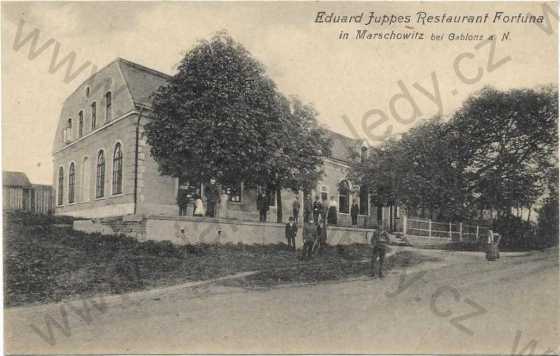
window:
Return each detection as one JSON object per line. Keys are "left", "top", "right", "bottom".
{"left": 338, "top": 180, "right": 350, "bottom": 214}
{"left": 360, "top": 146, "right": 368, "bottom": 163}
{"left": 78, "top": 112, "right": 84, "bottom": 137}
{"left": 96, "top": 150, "right": 105, "bottom": 198}
{"left": 57, "top": 167, "right": 64, "bottom": 205}
{"left": 359, "top": 184, "right": 369, "bottom": 215}
{"left": 63, "top": 118, "right": 73, "bottom": 143}
{"left": 105, "top": 92, "right": 112, "bottom": 122}
{"left": 91, "top": 102, "right": 97, "bottom": 130}
{"left": 86, "top": 86, "right": 90, "bottom": 97}
{"left": 68, "top": 163, "right": 75, "bottom": 203}
{"left": 225, "top": 182, "right": 242, "bottom": 202}
{"left": 320, "top": 185, "right": 328, "bottom": 202}
{"left": 112, "top": 143, "right": 123, "bottom": 194}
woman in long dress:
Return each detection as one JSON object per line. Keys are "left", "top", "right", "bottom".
{"left": 327, "top": 197, "right": 338, "bottom": 225}
{"left": 193, "top": 195, "right": 205, "bottom": 217}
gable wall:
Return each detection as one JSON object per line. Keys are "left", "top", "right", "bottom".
{"left": 53, "top": 114, "right": 138, "bottom": 218}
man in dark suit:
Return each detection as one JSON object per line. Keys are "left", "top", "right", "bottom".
{"left": 351, "top": 201, "right": 359, "bottom": 226}
{"left": 312, "top": 196, "right": 322, "bottom": 223}
{"left": 371, "top": 229, "right": 389, "bottom": 278}
{"left": 285, "top": 217, "right": 298, "bottom": 250}
{"left": 303, "top": 222, "right": 317, "bottom": 259}
{"left": 257, "top": 192, "right": 269, "bottom": 222}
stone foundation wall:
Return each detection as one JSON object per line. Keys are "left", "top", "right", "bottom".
{"left": 73, "top": 214, "right": 375, "bottom": 247}
{"left": 73, "top": 215, "right": 147, "bottom": 240}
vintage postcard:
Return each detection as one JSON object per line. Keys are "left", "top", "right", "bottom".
{"left": 1, "top": 1, "right": 558, "bottom": 355}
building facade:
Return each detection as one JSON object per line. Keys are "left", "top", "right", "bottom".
{"left": 53, "top": 58, "right": 382, "bottom": 227}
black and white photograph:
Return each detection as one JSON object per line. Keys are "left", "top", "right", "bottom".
{"left": 1, "top": 1, "right": 559, "bottom": 354}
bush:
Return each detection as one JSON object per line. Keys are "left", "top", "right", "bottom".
{"left": 493, "top": 215, "right": 539, "bottom": 251}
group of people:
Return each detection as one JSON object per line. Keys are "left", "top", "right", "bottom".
{"left": 285, "top": 209, "right": 389, "bottom": 277}
{"left": 303, "top": 195, "right": 362, "bottom": 226}
{"left": 284, "top": 215, "right": 328, "bottom": 257}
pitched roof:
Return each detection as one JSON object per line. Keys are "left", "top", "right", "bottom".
{"left": 115, "top": 58, "right": 362, "bottom": 161}
{"left": 325, "top": 130, "right": 362, "bottom": 162}
{"left": 3, "top": 171, "right": 32, "bottom": 188}
{"left": 116, "top": 58, "right": 171, "bottom": 107}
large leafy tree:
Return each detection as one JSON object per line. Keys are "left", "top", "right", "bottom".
{"left": 145, "top": 32, "right": 330, "bottom": 221}
{"left": 351, "top": 118, "right": 467, "bottom": 222}
{"left": 351, "top": 85, "right": 558, "bottom": 228}
{"left": 451, "top": 86, "right": 558, "bottom": 220}
{"left": 146, "top": 32, "right": 283, "bottom": 188}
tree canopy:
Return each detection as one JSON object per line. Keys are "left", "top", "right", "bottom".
{"left": 145, "top": 32, "right": 330, "bottom": 219}
{"left": 351, "top": 85, "right": 558, "bottom": 226}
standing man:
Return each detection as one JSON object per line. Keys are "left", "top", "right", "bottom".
{"left": 292, "top": 196, "right": 301, "bottom": 224}
{"left": 285, "top": 217, "right": 298, "bottom": 250}
{"left": 257, "top": 191, "right": 269, "bottom": 223}
{"left": 371, "top": 229, "right": 388, "bottom": 278}
{"left": 312, "top": 196, "right": 322, "bottom": 223}
{"left": 303, "top": 221, "right": 317, "bottom": 259}
{"left": 351, "top": 200, "right": 359, "bottom": 226}
{"left": 205, "top": 179, "right": 220, "bottom": 218}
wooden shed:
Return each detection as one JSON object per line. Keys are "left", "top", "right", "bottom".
{"left": 3, "top": 171, "right": 54, "bottom": 213}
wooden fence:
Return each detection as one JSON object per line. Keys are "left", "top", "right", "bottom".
{"left": 403, "top": 216, "right": 488, "bottom": 242}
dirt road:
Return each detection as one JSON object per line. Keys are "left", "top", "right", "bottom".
{"left": 5, "top": 247, "right": 558, "bottom": 354}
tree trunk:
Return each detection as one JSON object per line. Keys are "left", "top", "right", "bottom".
{"left": 276, "top": 188, "right": 282, "bottom": 223}
{"left": 389, "top": 204, "right": 393, "bottom": 232}
{"left": 527, "top": 205, "right": 532, "bottom": 223}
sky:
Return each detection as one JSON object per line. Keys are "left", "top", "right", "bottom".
{"left": 1, "top": 1, "right": 558, "bottom": 184}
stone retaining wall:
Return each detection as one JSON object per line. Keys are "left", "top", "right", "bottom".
{"left": 73, "top": 215, "right": 375, "bottom": 247}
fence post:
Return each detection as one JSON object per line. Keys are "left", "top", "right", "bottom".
{"left": 449, "top": 222, "right": 452, "bottom": 239}
{"left": 403, "top": 215, "right": 407, "bottom": 236}
{"left": 428, "top": 219, "right": 432, "bottom": 238}
{"left": 459, "top": 223, "right": 463, "bottom": 241}
{"left": 476, "top": 225, "right": 479, "bottom": 241}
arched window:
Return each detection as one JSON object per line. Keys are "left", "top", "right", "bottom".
{"left": 338, "top": 180, "right": 350, "bottom": 214}
{"left": 68, "top": 163, "right": 76, "bottom": 203}
{"left": 91, "top": 102, "right": 97, "bottom": 130}
{"left": 57, "top": 167, "right": 64, "bottom": 206}
{"left": 78, "top": 112, "right": 84, "bottom": 137}
{"left": 105, "top": 92, "right": 112, "bottom": 122}
{"left": 112, "top": 143, "right": 123, "bottom": 195}
{"left": 317, "top": 186, "right": 327, "bottom": 202}
{"left": 96, "top": 150, "right": 105, "bottom": 198}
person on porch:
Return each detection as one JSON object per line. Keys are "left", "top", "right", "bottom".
{"left": 205, "top": 179, "right": 220, "bottom": 218}
{"left": 257, "top": 191, "right": 269, "bottom": 223}
{"left": 312, "top": 196, "right": 322, "bottom": 223}
{"left": 193, "top": 195, "right": 205, "bottom": 217}
{"left": 327, "top": 196, "right": 338, "bottom": 225}
{"left": 351, "top": 200, "right": 359, "bottom": 226}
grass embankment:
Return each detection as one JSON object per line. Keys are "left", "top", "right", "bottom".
{"left": 4, "top": 212, "right": 440, "bottom": 307}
